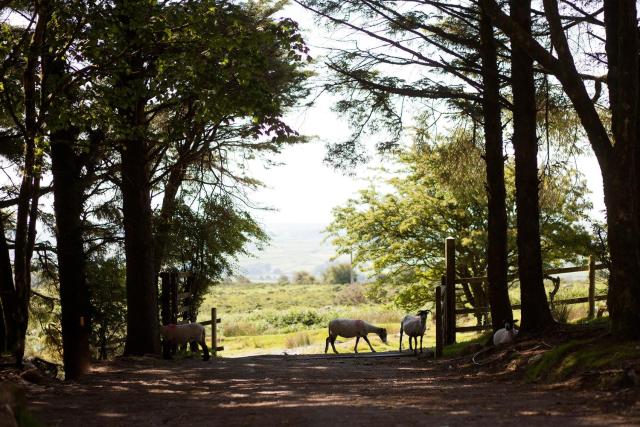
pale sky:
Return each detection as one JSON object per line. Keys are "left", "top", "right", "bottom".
{"left": 246, "top": 98, "right": 379, "bottom": 226}
{"left": 246, "top": 3, "right": 607, "bottom": 228}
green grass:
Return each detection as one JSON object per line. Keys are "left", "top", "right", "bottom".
{"left": 198, "top": 282, "right": 414, "bottom": 356}
{"left": 196, "top": 282, "right": 447, "bottom": 356}
{"left": 196, "top": 279, "right": 608, "bottom": 357}
{"left": 215, "top": 325, "right": 402, "bottom": 356}
{"left": 441, "top": 332, "right": 492, "bottom": 358}
{"left": 525, "top": 338, "right": 640, "bottom": 382}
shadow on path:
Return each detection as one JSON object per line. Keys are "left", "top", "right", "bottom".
{"left": 27, "top": 354, "right": 639, "bottom": 426}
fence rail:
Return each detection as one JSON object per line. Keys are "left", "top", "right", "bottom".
{"left": 435, "top": 237, "right": 608, "bottom": 357}
{"left": 455, "top": 263, "right": 606, "bottom": 285}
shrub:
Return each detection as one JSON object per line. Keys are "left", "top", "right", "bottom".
{"left": 334, "top": 284, "right": 366, "bottom": 305}
{"left": 285, "top": 332, "right": 311, "bottom": 348}
{"left": 264, "top": 309, "right": 325, "bottom": 330}
{"left": 293, "top": 271, "right": 316, "bottom": 284}
{"left": 551, "top": 302, "right": 573, "bottom": 323}
{"left": 223, "top": 320, "right": 262, "bottom": 337}
{"left": 322, "top": 263, "right": 352, "bottom": 284}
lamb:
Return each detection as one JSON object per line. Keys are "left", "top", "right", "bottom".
{"left": 160, "top": 323, "right": 210, "bottom": 361}
{"left": 399, "top": 309, "right": 430, "bottom": 354}
{"left": 492, "top": 319, "right": 519, "bottom": 346}
{"left": 324, "top": 319, "right": 388, "bottom": 354}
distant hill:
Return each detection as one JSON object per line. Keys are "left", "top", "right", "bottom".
{"left": 236, "top": 223, "right": 350, "bottom": 282}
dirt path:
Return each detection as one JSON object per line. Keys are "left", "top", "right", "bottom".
{"left": 27, "top": 353, "right": 639, "bottom": 426}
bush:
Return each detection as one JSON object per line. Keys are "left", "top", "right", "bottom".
{"left": 334, "top": 284, "right": 366, "bottom": 305}
{"left": 322, "top": 263, "right": 352, "bottom": 284}
{"left": 293, "top": 271, "right": 316, "bottom": 284}
{"left": 223, "top": 320, "right": 263, "bottom": 337}
{"left": 551, "top": 302, "right": 573, "bottom": 323}
{"left": 264, "top": 309, "right": 325, "bottom": 330}
{"left": 285, "top": 332, "right": 311, "bottom": 348}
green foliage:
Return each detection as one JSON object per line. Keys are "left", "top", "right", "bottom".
{"left": 327, "top": 134, "right": 596, "bottom": 311}
{"left": 1, "top": 0, "right": 312, "bottom": 364}
{"left": 264, "top": 309, "right": 324, "bottom": 329}
{"left": 162, "top": 194, "right": 268, "bottom": 311}
{"left": 87, "top": 255, "right": 127, "bottom": 360}
{"left": 364, "top": 282, "right": 389, "bottom": 303}
{"left": 322, "top": 263, "right": 353, "bottom": 284}
{"left": 393, "top": 283, "right": 434, "bottom": 312}
{"left": 27, "top": 284, "right": 62, "bottom": 362}
{"left": 85, "top": 0, "right": 309, "bottom": 146}
{"left": 293, "top": 271, "right": 316, "bottom": 284}
{"left": 163, "top": 195, "right": 267, "bottom": 279}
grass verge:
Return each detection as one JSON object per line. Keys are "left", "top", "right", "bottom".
{"left": 525, "top": 338, "right": 640, "bottom": 383}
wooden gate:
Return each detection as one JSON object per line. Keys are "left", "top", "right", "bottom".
{"left": 434, "top": 237, "right": 607, "bottom": 357}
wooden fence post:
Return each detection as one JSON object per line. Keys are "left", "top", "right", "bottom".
{"left": 435, "top": 283, "right": 443, "bottom": 357}
{"left": 445, "top": 237, "right": 456, "bottom": 344}
{"left": 211, "top": 307, "right": 217, "bottom": 357}
{"left": 588, "top": 255, "right": 596, "bottom": 319}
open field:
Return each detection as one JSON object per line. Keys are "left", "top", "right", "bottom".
{"left": 196, "top": 279, "right": 604, "bottom": 357}
{"left": 199, "top": 282, "right": 413, "bottom": 356}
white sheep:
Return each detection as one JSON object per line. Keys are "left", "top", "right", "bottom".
{"left": 493, "top": 319, "right": 519, "bottom": 346}
{"left": 399, "top": 309, "right": 430, "bottom": 354}
{"left": 324, "top": 319, "right": 388, "bottom": 354}
{"left": 160, "top": 323, "right": 210, "bottom": 361}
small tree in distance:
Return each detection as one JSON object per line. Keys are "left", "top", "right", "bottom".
{"left": 293, "top": 271, "right": 316, "bottom": 285}
{"left": 277, "top": 275, "right": 290, "bottom": 285}
{"left": 322, "top": 263, "right": 353, "bottom": 284}
{"left": 235, "top": 275, "right": 252, "bottom": 285}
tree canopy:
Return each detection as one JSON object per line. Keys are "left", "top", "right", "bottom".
{"left": 327, "top": 133, "right": 595, "bottom": 310}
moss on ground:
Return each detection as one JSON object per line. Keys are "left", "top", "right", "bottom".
{"left": 441, "top": 333, "right": 492, "bottom": 358}
{"left": 525, "top": 338, "right": 640, "bottom": 383}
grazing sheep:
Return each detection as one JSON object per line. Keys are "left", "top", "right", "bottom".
{"left": 324, "top": 319, "right": 388, "bottom": 354}
{"left": 399, "top": 309, "right": 430, "bottom": 354}
{"left": 492, "top": 319, "right": 519, "bottom": 346}
{"left": 160, "top": 323, "right": 210, "bottom": 361}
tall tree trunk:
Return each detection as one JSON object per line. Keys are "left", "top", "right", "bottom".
{"left": 479, "top": 5, "right": 512, "bottom": 331}
{"left": 509, "top": 0, "right": 554, "bottom": 332}
{"left": 51, "top": 130, "right": 92, "bottom": 380}
{"left": 12, "top": 2, "right": 50, "bottom": 366}
{"left": 602, "top": 0, "right": 640, "bottom": 339}
{"left": 119, "top": 98, "right": 160, "bottom": 355}
{"left": 114, "top": 1, "right": 160, "bottom": 356}
{"left": 483, "top": 0, "right": 640, "bottom": 339}
{"left": 121, "top": 132, "right": 160, "bottom": 355}
{"left": 0, "top": 217, "right": 18, "bottom": 353}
